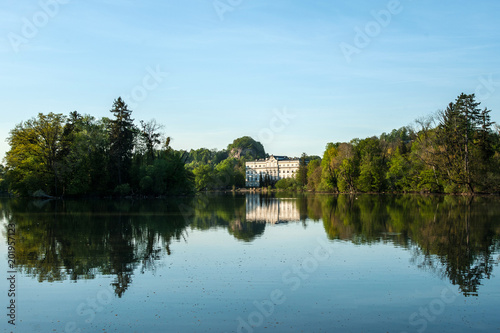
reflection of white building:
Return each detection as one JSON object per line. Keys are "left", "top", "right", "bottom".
{"left": 246, "top": 194, "right": 300, "bottom": 224}
{"left": 245, "top": 155, "right": 300, "bottom": 187}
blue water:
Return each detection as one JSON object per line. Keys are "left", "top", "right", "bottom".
{"left": 1, "top": 194, "right": 499, "bottom": 332}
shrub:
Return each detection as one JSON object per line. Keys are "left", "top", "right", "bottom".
{"left": 114, "top": 183, "right": 132, "bottom": 196}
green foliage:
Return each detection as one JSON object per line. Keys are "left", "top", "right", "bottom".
{"left": 59, "top": 114, "right": 110, "bottom": 196}
{"left": 114, "top": 183, "right": 132, "bottom": 196}
{"left": 275, "top": 177, "right": 300, "bottom": 190}
{"left": 193, "top": 164, "right": 215, "bottom": 191}
{"left": 215, "top": 158, "right": 245, "bottom": 189}
{"left": 138, "top": 119, "right": 163, "bottom": 162}
{"left": 259, "top": 173, "right": 278, "bottom": 188}
{"left": 186, "top": 148, "right": 227, "bottom": 166}
{"left": 185, "top": 139, "right": 256, "bottom": 191}
{"left": 319, "top": 143, "right": 339, "bottom": 192}
{"left": 296, "top": 153, "right": 308, "bottom": 186}
{"left": 0, "top": 164, "right": 8, "bottom": 193}
{"left": 4, "top": 99, "right": 193, "bottom": 197}
{"left": 336, "top": 143, "right": 358, "bottom": 193}
{"left": 5, "top": 112, "right": 67, "bottom": 196}
{"left": 227, "top": 136, "right": 266, "bottom": 160}
{"left": 133, "top": 150, "right": 194, "bottom": 196}
{"left": 385, "top": 149, "right": 411, "bottom": 191}
{"left": 189, "top": 157, "right": 245, "bottom": 191}
{"left": 4, "top": 92, "right": 498, "bottom": 196}
{"left": 315, "top": 93, "right": 498, "bottom": 194}
{"left": 356, "top": 137, "right": 386, "bottom": 192}
{"left": 306, "top": 159, "right": 322, "bottom": 191}
{"left": 139, "top": 176, "right": 154, "bottom": 192}
{"left": 108, "top": 97, "right": 136, "bottom": 186}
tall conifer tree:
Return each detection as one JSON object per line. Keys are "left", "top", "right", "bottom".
{"left": 109, "top": 97, "right": 135, "bottom": 186}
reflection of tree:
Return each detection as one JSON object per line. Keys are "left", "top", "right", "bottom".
{"left": 409, "top": 197, "right": 498, "bottom": 296}
{"left": 0, "top": 194, "right": 270, "bottom": 296}
{"left": 227, "top": 218, "right": 266, "bottom": 242}
{"left": 107, "top": 214, "right": 135, "bottom": 298}
{"left": 7, "top": 201, "right": 67, "bottom": 282}
{"left": 320, "top": 195, "right": 407, "bottom": 244}
{"left": 187, "top": 194, "right": 266, "bottom": 242}
{"left": 319, "top": 194, "right": 500, "bottom": 296}
{"left": 1, "top": 198, "right": 189, "bottom": 296}
{"left": 3, "top": 194, "right": 499, "bottom": 297}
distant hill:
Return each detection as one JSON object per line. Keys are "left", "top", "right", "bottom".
{"left": 227, "top": 136, "right": 266, "bottom": 160}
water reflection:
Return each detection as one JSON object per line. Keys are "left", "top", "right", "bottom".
{"left": 317, "top": 195, "right": 500, "bottom": 296}
{"left": 1, "top": 198, "right": 188, "bottom": 297}
{"left": 1, "top": 194, "right": 499, "bottom": 297}
{"left": 183, "top": 195, "right": 265, "bottom": 242}
{"left": 245, "top": 194, "right": 300, "bottom": 223}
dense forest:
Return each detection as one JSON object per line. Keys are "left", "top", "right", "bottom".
{"left": 0, "top": 97, "right": 266, "bottom": 197}
{"left": 279, "top": 93, "right": 500, "bottom": 194}
{"left": 1, "top": 98, "right": 192, "bottom": 197}
{"left": 0, "top": 93, "right": 499, "bottom": 196}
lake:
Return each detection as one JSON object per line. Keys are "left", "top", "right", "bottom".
{"left": 1, "top": 193, "right": 499, "bottom": 332}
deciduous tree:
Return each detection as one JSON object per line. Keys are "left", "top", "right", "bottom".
{"left": 5, "top": 112, "right": 67, "bottom": 196}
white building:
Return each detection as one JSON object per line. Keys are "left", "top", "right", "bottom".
{"left": 245, "top": 155, "right": 300, "bottom": 187}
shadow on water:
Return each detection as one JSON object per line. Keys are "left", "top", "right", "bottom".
{"left": 1, "top": 193, "right": 499, "bottom": 297}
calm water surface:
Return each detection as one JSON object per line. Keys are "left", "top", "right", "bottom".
{"left": 1, "top": 194, "right": 499, "bottom": 332}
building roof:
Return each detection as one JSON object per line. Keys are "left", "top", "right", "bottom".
{"left": 247, "top": 155, "right": 300, "bottom": 163}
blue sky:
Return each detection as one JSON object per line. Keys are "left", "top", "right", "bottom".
{"left": 1, "top": 0, "right": 499, "bottom": 160}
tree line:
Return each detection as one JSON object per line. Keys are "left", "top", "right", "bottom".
{"left": 0, "top": 93, "right": 498, "bottom": 196}
{"left": 0, "top": 97, "right": 268, "bottom": 197}
{"left": 1, "top": 97, "right": 193, "bottom": 197}
{"left": 183, "top": 136, "right": 266, "bottom": 191}
{"left": 278, "top": 93, "right": 500, "bottom": 194}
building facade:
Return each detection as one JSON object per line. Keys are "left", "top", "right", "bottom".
{"left": 245, "top": 155, "right": 300, "bottom": 187}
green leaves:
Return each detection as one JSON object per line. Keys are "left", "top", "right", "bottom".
{"left": 315, "top": 93, "right": 498, "bottom": 194}
{"left": 4, "top": 93, "right": 498, "bottom": 196}
{"left": 227, "top": 136, "right": 266, "bottom": 160}
{"left": 434, "top": 93, "right": 496, "bottom": 193}
{"left": 5, "top": 112, "right": 67, "bottom": 196}
{"left": 108, "top": 97, "right": 136, "bottom": 186}
{"left": 4, "top": 98, "right": 193, "bottom": 197}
